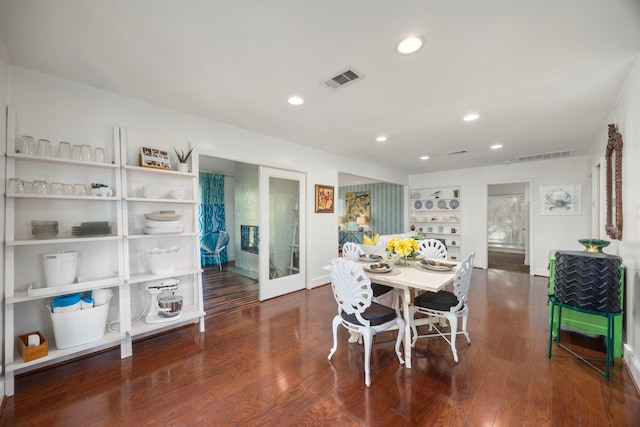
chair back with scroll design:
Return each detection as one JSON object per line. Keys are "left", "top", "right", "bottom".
{"left": 409, "top": 252, "right": 475, "bottom": 363}
{"left": 327, "top": 257, "right": 404, "bottom": 386}
{"left": 341, "top": 241, "right": 362, "bottom": 260}
{"left": 418, "top": 238, "right": 447, "bottom": 260}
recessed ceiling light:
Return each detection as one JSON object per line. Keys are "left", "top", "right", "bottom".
{"left": 376, "top": 136, "right": 387, "bottom": 142}
{"left": 288, "top": 96, "right": 304, "bottom": 105}
{"left": 463, "top": 114, "right": 479, "bottom": 121}
{"left": 491, "top": 144, "right": 503, "bottom": 149}
{"left": 420, "top": 156, "right": 430, "bottom": 160}
{"left": 396, "top": 36, "right": 424, "bottom": 54}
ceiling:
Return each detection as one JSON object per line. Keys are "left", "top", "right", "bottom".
{"left": 1, "top": 1, "right": 639, "bottom": 175}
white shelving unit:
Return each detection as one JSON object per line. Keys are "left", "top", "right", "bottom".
{"left": 118, "top": 128, "right": 204, "bottom": 356}
{"left": 3, "top": 108, "right": 205, "bottom": 395}
{"left": 410, "top": 186, "right": 461, "bottom": 261}
{"left": 3, "top": 108, "right": 125, "bottom": 395}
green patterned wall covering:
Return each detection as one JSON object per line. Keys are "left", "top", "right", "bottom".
{"left": 339, "top": 182, "right": 404, "bottom": 235}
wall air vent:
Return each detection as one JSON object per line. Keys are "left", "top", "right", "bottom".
{"left": 322, "top": 68, "right": 363, "bottom": 90}
{"left": 515, "top": 150, "right": 573, "bottom": 163}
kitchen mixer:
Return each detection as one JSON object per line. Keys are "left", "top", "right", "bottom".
{"left": 144, "top": 278, "right": 183, "bottom": 324}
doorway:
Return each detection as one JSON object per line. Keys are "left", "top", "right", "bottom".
{"left": 487, "top": 182, "right": 530, "bottom": 274}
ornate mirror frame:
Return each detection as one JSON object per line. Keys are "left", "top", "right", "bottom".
{"left": 605, "top": 123, "right": 623, "bottom": 240}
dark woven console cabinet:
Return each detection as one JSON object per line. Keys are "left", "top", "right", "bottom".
{"left": 554, "top": 250, "right": 622, "bottom": 313}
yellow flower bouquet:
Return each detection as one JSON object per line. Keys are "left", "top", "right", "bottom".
{"left": 386, "top": 237, "right": 420, "bottom": 265}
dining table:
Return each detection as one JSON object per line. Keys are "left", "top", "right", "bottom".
{"left": 354, "top": 256, "right": 458, "bottom": 369}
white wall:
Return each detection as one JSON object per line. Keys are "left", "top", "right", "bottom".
{"left": 7, "top": 67, "right": 407, "bottom": 291}
{"left": 409, "top": 156, "right": 590, "bottom": 275}
{"left": 587, "top": 59, "right": 640, "bottom": 387}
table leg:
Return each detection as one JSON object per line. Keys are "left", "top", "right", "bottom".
{"left": 402, "top": 287, "right": 412, "bottom": 368}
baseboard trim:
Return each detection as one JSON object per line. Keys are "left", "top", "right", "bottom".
{"left": 624, "top": 343, "right": 640, "bottom": 396}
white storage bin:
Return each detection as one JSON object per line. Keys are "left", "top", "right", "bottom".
{"left": 50, "top": 298, "right": 111, "bottom": 349}
{"left": 146, "top": 249, "right": 180, "bottom": 275}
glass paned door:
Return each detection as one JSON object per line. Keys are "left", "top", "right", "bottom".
{"left": 259, "top": 167, "right": 305, "bottom": 301}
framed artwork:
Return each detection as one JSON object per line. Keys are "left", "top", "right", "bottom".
{"left": 315, "top": 184, "right": 334, "bottom": 213}
{"left": 345, "top": 191, "right": 370, "bottom": 222}
{"left": 139, "top": 146, "right": 172, "bottom": 170}
{"left": 540, "top": 184, "right": 581, "bottom": 215}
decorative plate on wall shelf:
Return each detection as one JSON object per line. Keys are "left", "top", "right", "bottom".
{"left": 449, "top": 199, "right": 460, "bottom": 209}
{"left": 413, "top": 200, "right": 423, "bottom": 209}
{"left": 425, "top": 200, "right": 434, "bottom": 209}
{"left": 437, "top": 200, "right": 447, "bottom": 209}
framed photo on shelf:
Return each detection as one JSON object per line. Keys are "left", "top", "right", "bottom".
{"left": 139, "top": 146, "right": 172, "bottom": 170}
{"left": 315, "top": 184, "right": 334, "bottom": 213}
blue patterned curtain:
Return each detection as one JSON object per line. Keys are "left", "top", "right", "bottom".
{"left": 199, "top": 172, "right": 227, "bottom": 266}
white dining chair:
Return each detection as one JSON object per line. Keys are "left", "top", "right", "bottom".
{"left": 409, "top": 252, "right": 475, "bottom": 363}
{"left": 418, "top": 238, "right": 447, "bottom": 260}
{"left": 327, "top": 258, "right": 405, "bottom": 386}
{"left": 341, "top": 241, "right": 362, "bottom": 260}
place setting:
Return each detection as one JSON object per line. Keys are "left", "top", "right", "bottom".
{"left": 363, "top": 262, "right": 400, "bottom": 275}
{"left": 415, "top": 258, "right": 458, "bottom": 273}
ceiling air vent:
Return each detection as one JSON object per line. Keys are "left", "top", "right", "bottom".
{"left": 447, "top": 150, "right": 467, "bottom": 155}
{"left": 322, "top": 68, "right": 363, "bottom": 90}
{"left": 515, "top": 150, "right": 573, "bottom": 163}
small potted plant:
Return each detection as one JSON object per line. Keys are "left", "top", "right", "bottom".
{"left": 174, "top": 147, "right": 194, "bottom": 172}
{"left": 90, "top": 183, "right": 113, "bottom": 197}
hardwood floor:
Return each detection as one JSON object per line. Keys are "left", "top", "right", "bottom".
{"left": 2, "top": 267, "right": 640, "bottom": 426}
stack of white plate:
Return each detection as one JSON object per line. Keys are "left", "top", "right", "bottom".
{"left": 32, "top": 220, "right": 59, "bottom": 239}
{"left": 142, "top": 185, "right": 163, "bottom": 198}
{"left": 143, "top": 212, "right": 183, "bottom": 234}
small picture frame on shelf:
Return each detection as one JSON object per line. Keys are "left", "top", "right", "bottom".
{"left": 315, "top": 184, "right": 334, "bottom": 213}
{"left": 139, "top": 146, "right": 171, "bottom": 170}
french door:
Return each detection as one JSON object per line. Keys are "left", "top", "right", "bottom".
{"left": 258, "top": 167, "right": 306, "bottom": 301}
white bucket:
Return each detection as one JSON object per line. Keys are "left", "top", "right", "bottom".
{"left": 43, "top": 251, "right": 78, "bottom": 287}
{"left": 50, "top": 295, "right": 111, "bottom": 349}
{"left": 146, "top": 249, "right": 179, "bottom": 275}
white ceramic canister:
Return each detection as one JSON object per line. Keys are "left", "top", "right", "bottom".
{"left": 43, "top": 251, "right": 78, "bottom": 287}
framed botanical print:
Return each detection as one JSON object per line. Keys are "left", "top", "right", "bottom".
{"left": 315, "top": 184, "right": 334, "bottom": 213}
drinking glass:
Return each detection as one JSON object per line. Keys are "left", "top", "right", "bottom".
{"left": 71, "top": 145, "right": 82, "bottom": 161}
{"left": 94, "top": 147, "right": 105, "bottom": 163}
{"left": 33, "top": 180, "right": 48, "bottom": 194}
{"left": 58, "top": 142, "right": 71, "bottom": 159}
{"left": 81, "top": 144, "right": 92, "bottom": 161}
{"left": 62, "top": 183, "right": 74, "bottom": 195}
{"left": 8, "top": 178, "right": 24, "bottom": 193}
{"left": 23, "top": 181, "right": 33, "bottom": 193}
{"left": 37, "top": 139, "right": 52, "bottom": 157}
{"left": 73, "top": 183, "right": 86, "bottom": 196}
{"left": 50, "top": 182, "right": 63, "bottom": 196}
{"left": 20, "top": 136, "right": 36, "bottom": 155}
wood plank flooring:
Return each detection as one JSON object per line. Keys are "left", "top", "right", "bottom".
{"left": 2, "top": 267, "right": 640, "bottom": 426}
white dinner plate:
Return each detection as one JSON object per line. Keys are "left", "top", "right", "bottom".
{"left": 364, "top": 263, "right": 392, "bottom": 273}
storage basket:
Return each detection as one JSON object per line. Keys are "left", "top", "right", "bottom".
{"left": 554, "top": 250, "right": 622, "bottom": 313}
{"left": 50, "top": 297, "right": 111, "bottom": 349}
{"left": 146, "top": 249, "right": 180, "bottom": 275}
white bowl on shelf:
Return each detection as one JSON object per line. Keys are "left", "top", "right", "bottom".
{"left": 146, "top": 248, "right": 180, "bottom": 275}
{"left": 142, "top": 185, "right": 163, "bottom": 198}
{"left": 170, "top": 188, "right": 186, "bottom": 200}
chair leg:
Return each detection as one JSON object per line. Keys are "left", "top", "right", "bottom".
{"left": 395, "top": 318, "right": 405, "bottom": 365}
{"left": 461, "top": 309, "right": 471, "bottom": 345}
{"left": 448, "top": 313, "right": 459, "bottom": 364}
{"left": 409, "top": 306, "right": 418, "bottom": 348}
{"left": 327, "top": 316, "right": 341, "bottom": 360}
{"left": 362, "top": 329, "right": 373, "bottom": 387}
